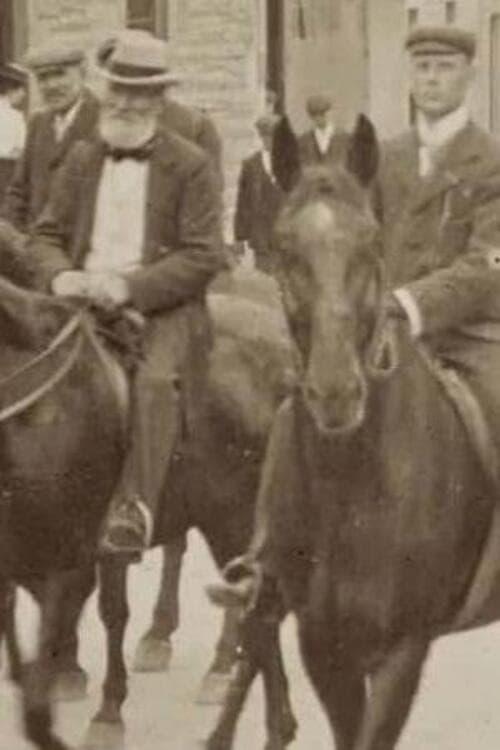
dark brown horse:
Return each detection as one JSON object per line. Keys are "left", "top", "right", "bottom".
{"left": 209, "top": 118, "right": 498, "bottom": 750}
{"left": 0, "top": 279, "right": 124, "bottom": 750}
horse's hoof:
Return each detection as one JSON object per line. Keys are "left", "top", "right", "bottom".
{"left": 195, "top": 670, "right": 233, "bottom": 705}
{"left": 81, "top": 720, "right": 125, "bottom": 750}
{"left": 52, "top": 668, "right": 89, "bottom": 702}
{"left": 132, "top": 635, "right": 172, "bottom": 672}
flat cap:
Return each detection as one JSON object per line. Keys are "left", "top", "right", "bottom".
{"left": 306, "top": 94, "right": 332, "bottom": 116}
{"left": 0, "top": 63, "right": 28, "bottom": 88}
{"left": 406, "top": 26, "right": 476, "bottom": 59}
{"left": 24, "top": 43, "right": 85, "bottom": 71}
{"left": 255, "top": 113, "right": 280, "bottom": 135}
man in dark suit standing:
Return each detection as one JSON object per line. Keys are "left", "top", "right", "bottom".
{"left": 298, "top": 93, "right": 349, "bottom": 168}
{"left": 31, "top": 31, "right": 223, "bottom": 554}
{"left": 2, "top": 44, "right": 99, "bottom": 233}
{"left": 233, "top": 113, "right": 284, "bottom": 274}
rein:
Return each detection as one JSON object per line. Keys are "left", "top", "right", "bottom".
{"left": 0, "top": 310, "right": 86, "bottom": 424}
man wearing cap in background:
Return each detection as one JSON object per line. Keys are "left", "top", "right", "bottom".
{"left": 298, "top": 93, "right": 349, "bottom": 168}
{"left": 208, "top": 25, "right": 500, "bottom": 609}
{"left": 233, "top": 113, "right": 285, "bottom": 274}
{"left": 1, "top": 44, "right": 99, "bottom": 234}
{"left": 30, "top": 31, "right": 223, "bottom": 555}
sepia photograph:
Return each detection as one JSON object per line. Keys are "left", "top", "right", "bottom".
{"left": 1, "top": 1, "right": 500, "bottom": 748}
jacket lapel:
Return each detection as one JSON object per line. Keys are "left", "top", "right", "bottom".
{"left": 411, "top": 122, "right": 485, "bottom": 213}
{"left": 143, "top": 134, "right": 177, "bottom": 260}
{"left": 73, "top": 142, "right": 106, "bottom": 266}
{"left": 49, "top": 90, "right": 98, "bottom": 169}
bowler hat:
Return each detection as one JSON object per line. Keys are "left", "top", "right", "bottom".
{"left": 406, "top": 26, "right": 476, "bottom": 59}
{"left": 0, "top": 63, "right": 27, "bottom": 89}
{"left": 96, "top": 30, "right": 178, "bottom": 87}
{"left": 306, "top": 94, "right": 332, "bottom": 116}
{"left": 24, "top": 43, "right": 85, "bottom": 72}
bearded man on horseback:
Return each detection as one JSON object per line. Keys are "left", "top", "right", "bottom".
{"left": 29, "top": 31, "right": 224, "bottom": 556}
{"left": 209, "top": 24, "right": 500, "bottom": 608}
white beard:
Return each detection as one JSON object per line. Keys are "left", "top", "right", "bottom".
{"left": 98, "top": 112, "right": 157, "bottom": 150}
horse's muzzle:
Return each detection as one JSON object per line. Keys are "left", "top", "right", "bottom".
{"left": 302, "top": 375, "right": 367, "bottom": 436}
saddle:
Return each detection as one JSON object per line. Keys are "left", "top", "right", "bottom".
{"left": 417, "top": 345, "right": 500, "bottom": 631}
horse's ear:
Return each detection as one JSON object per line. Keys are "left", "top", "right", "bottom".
{"left": 271, "top": 115, "right": 301, "bottom": 193}
{"left": 346, "top": 114, "right": 379, "bottom": 187}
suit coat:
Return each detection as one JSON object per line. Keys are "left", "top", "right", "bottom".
{"left": 378, "top": 121, "right": 500, "bottom": 450}
{"left": 234, "top": 151, "right": 284, "bottom": 274}
{"left": 161, "top": 98, "right": 223, "bottom": 188}
{"left": 1, "top": 89, "right": 100, "bottom": 233}
{"left": 30, "top": 129, "right": 224, "bottom": 416}
{"left": 298, "top": 129, "right": 350, "bottom": 169}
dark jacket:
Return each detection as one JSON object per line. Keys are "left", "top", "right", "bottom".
{"left": 233, "top": 151, "right": 284, "bottom": 274}
{"left": 298, "top": 129, "right": 350, "bottom": 169}
{"left": 378, "top": 121, "right": 500, "bottom": 450}
{"left": 2, "top": 89, "right": 99, "bottom": 233}
{"left": 160, "top": 98, "right": 223, "bottom": 190}
{"left": 30, "top": 129, "right": 224, "bottom": 393}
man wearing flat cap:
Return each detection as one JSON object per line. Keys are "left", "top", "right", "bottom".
{"left": 233, "top": 113, "right": 285, "bottom": 274}
{"left": 298, "top": 93, "right": 349, "bottom": 168}
{"left": 1, "top": 44, "right": 99, "bottom": 234}
{"left": 30, "top": 31, "right": 223, "bottom": 555}
{"left": 207, "top": 25, "right": 500, "bottom": 609}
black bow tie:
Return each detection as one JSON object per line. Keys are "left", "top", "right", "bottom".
{"left": 105, "top": 141, "right": 154, "bottom": 162}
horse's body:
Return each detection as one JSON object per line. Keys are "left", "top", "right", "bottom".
{"left": 0, "top": 279, "right": 124, "bottom": 750}
{"left": 0, "top": 265, "right": 297, "bottom": 750}
{"left": 207, "top": 124, "right": 500, "bottom": 750}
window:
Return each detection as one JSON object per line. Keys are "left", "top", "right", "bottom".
{"left": 292, "top": 0, "right": 341, "bottom": 40}
{"left": 407, "top": 8, "right": 419, "bottom": 28}
{"left": 126, "top": 0, "right": 168, "bottom": 37}
{"left": 490, "top": 14, "right": 500, "bottom": 132}
{"left": 445, "top": 2, "right": 456, "bottom": 24}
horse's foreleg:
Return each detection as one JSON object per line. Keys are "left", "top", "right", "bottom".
{"left": 299, "top": 621, "right": 366, "bottom": 750}
{"left": 205, "top": 648, "right": 259, "bottom": 750}
{"left": 196, "top": 607, "right": 241, "bottom": 706}
{"left": 133, "top": 534, "right": 187, "bottom": 673}
{"left": 244, "top": 604, "right": 297, "bottom": 750}
{"left": 22, "top": 573, "right": 71, "bottom": 750}
{"left": 52, "top": 565, "right": 96, "bottom": 701}
{"left": 86, "top": 558, "right": 129, "bottom": 750}
{"left": 353, "top": 638, "right": 429, "bottom": 750}
{"left": 4, "top": 583, "right": 22, "bottom": 685}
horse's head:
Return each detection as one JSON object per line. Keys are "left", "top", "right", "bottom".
{"left": 274, "top": 115, "right": 388, "bottom": 435}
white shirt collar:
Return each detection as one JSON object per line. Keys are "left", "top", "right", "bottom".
{"left": 260, "top": 148, "right": 274, "bottom": 180}
{"left": 416, "top": 105, "right": 469, "bottom": 178}
{"left": 417, "top": 105, "right": 469, "bottom": 150}
{"left": 314, "top": 122, "right": 335, "bottom": 154}
{"left": 54, "top": 96, "right": 83, "bottom": 140}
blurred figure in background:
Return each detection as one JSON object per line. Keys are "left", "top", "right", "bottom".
{"left": 0, "top": 63, "right": 28, "bottom": 205}
{"left": 298, "top": 93, "right": 349, "bottom": 168}
{"left": 233, "top": 113, "right": 284, "bottom": 275}
{"left": 0, "top": 63, "right": 27, "bottom": 159}
{"left": 1, "top": 45, "right": 99, "bottom": 234}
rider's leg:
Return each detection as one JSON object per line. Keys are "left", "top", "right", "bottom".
{"left": 207, "top": 397, "right": 298, "bottom": 608}
{"left": 100, "top": 318, "right": 185, "bottom": 556}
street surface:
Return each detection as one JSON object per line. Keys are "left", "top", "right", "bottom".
{"left": 1, "top": 530, "right": 500, "bottom": 749}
